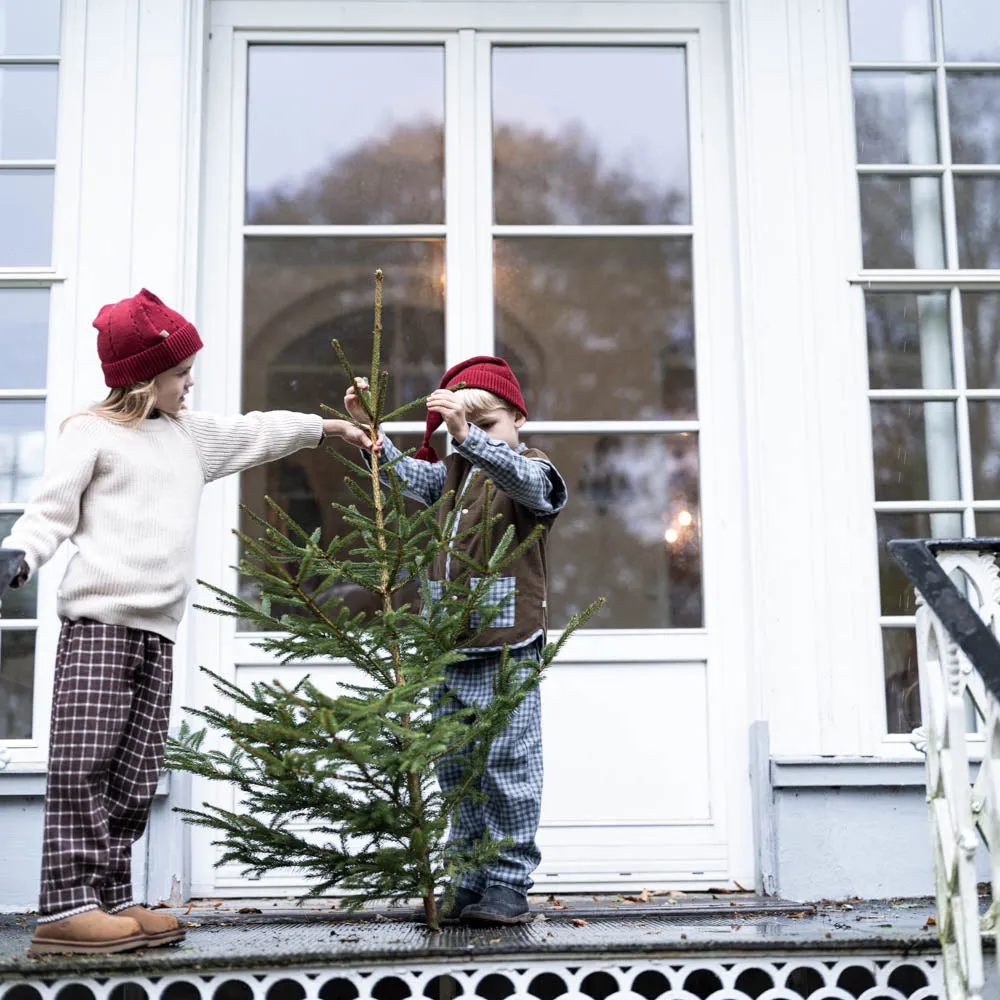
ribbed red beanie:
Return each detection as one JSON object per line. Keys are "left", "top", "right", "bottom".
{"left": 414, "top": 356, "right": 527, "bottom": 463}
{"left": 93, "top": 289, "right": 204, "bottom": 388}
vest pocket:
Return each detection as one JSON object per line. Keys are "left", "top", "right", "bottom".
{"left": 469, "top": 576, "right": 516, "bottom": 630}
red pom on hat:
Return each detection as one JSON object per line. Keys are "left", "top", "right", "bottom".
{"left": 414, "top": 356, "right": 527, "bottom": 463}
{"left": 93, "top": 289, "right": 203, "bottom": 388}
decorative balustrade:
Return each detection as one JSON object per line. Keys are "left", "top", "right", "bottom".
{"left": 889, "top": 539, "right": 1000, "bottom": 1000}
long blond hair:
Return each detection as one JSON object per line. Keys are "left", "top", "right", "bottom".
{"left": 91, "top": 381, "right": 161, "bottom": 426}
{"left": 60, "top": 380, "right": 161, "bottom": 430}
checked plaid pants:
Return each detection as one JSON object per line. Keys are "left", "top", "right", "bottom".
{"left": 38, "top": 619, "right": 173, "bottom": 922}
{"left": 433, "top": 638, "right": 544, "bottom": 894}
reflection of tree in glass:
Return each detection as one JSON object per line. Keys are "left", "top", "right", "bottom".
{"left": 242, "top": 121, "right": 701, "bottom": 629}
{"left": 493, "top": 123, "right": 688, "bottom": 225}
{"left": 247, "top": 122, "right": 445, "bottom": 225}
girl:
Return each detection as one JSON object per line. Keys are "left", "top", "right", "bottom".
{"left": 2, "top": 289, "right": 375, "bottom": 955}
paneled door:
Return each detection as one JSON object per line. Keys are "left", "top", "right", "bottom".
{"left": 190, "top": 0, "right": 751, "bottom": 896}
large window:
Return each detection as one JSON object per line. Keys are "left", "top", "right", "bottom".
{"left": 0, "top": 0, "right": 61, "bottom": 743}
{"left": 849, "top": 0, "right": 1000, "bottom": 733}
{"left": 237, "top": 38, "right": 702, "bottom": 633}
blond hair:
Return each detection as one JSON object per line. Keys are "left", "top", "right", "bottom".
{"left": 452, "top": 387, "right": 520, "bottom": 423}
{"left": 60, "top": 380, "right": 161, "bottom": 430}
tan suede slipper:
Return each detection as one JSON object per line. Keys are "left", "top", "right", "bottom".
{"left": 29, "top": 909, "right": 146, "bottom": 956}
{"left": 113, "top": 905, "right": 186, "bottom": 947}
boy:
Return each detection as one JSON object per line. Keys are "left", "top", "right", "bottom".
{"left": 346, "top": 356, "right": 566, "bottom": 926}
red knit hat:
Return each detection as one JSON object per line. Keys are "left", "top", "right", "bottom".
{"left": 414, "top": 356, "right": 527, "bottom": 463}
{"left": 93, "top": 289, "right": 204, "bottom": 388}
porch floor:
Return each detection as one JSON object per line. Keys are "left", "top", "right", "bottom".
{"left": 0, "top": 895, "right": 946, "bottom": 979}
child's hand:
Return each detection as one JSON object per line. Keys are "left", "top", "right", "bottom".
{"left": 340, "top": 422, "right": 385, "bottom": 455}
{"left": 427, "top": 389, "right": 469, "bottom": 445}
{"left": 345, "top": 378, "right": 371, "bottom": 423}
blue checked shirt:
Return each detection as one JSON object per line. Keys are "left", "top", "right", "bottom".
{"left": 369, "top": 425, "right": 567, "bottom": 653}
{"left": 377, "top": 424, "right": 567, "bottom": 516}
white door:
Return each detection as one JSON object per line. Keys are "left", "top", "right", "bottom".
{"left": 189, "top": 0, "right": 752, "bottom": 897}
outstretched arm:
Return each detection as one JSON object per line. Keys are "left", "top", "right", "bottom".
{"left": 1, "top": 416, "right": 100, "bottom": 578}
{"left": 454, "top": 424, "right": 566, "bottom": 515}
{"left": 181, "top": 410, "right": 325, "bottom": 482}
{"left": 344, "top": 379, "right": 446, "bottom": 506}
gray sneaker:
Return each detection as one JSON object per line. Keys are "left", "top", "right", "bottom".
{"left": 460, "top": 885, "right": 532, "bottom": 926}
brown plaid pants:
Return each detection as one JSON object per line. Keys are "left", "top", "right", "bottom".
{"left": 38, "top": 619, "right": 173, "bottom": 922}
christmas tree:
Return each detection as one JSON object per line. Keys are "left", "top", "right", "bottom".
{"left": 167, "top": 271, "right": 601, "bottom": 929}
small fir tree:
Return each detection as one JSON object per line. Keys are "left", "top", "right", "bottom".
{"left": 167, "top": 271, "right": 601, "bottom": 929}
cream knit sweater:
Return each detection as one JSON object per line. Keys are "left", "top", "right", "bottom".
{"left": 2, "top": 409, "right": 324, "bottom": 641}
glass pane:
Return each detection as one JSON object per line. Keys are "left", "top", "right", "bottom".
{"left": 0, "top": 170, "right": 54, "bottom": 266}
{"left": 0, "top": 0, "right": 60, "bottom": 57}
{"left": 948, "top": 73, "right": 1000, "bottom": 163}
{"left": 243, "top": 238, "right": 445, "bottom": 417}
{"left": 494, "top": 238, "right": 694, "bottom": 420}
{"left": 0, "top": 66, "right": 58, "bottom": 159}
{"left": 0, "top": 288, "right": 48, "bottom": 389}
{"left": 954, "top": 177, "right": 1000, "bottom": 269}
{"left": 245, "top": 46, "right": 444, "bottom": 225}
{"left": 238, "top": 433, "right": 426, "bottom": 632}
{"left": 883, "top": 627, "right": 921, "bottom": 734}
{"left": 853, "top": 72, "right": 938, "bottom": 164}
{"left": 942, "top": 0, "right": 1000, "bottom": 62}
{"left": 0, "top": 401, "right": 45, "bottom": 503}
{"left": 969, "top": 402, "right": 1000, "bottom": 499}
{"left": 848, "top": 0, "right": 933, "bottom": 63}
{"left": 865, "top": 290, "right": 952, "bottom": 389}
{"left": 973, "top": 512, "right": 1000, "bottom": 538}
{"left": 963, "top": 292, "right": 1000, "bottom": 388}
{"left": 0, "top": 514, "right": 36, "bottom": 619}
{"left": 871, "top": 401, "right": 960, "bottom": 501}
{"left": 0, "top": 629, "right": 35, "bottom": 739}
{"left": 876, "top": 510, "right": 963, "bottom": 614}
{"left": 492, "top": 47, "right": 690, "bottom": 225}
{"left": 859, "top": 175, "right": 944, "bottom": 268}
{"left": 529, "top": 433, "right": 701, "bottom": 629}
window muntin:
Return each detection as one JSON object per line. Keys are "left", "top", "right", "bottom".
{"left": 0, "top": 1, "right": 60, "bottom": 743}
{"left": 849, "top": 0, "right": 1000, "bottom": 734}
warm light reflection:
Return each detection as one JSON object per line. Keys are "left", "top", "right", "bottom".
{"left": 664, "top": 528, "right": 679, "bottom": 545}
{"left": 678, "top": 510, "right": 693, "bottom": 527}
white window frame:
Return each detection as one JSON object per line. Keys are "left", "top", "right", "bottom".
{"left": 847, "top": 0, "right": 1000, "bottom": 751}
{"left": 0, "top": 0, "right": 87, "bottom": 771}
{"left": 192, "top": 0, "right": 752, "bottom": 895}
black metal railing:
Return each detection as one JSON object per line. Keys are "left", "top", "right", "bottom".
{"left": 889, "top": 538, "right": 1000, "bottom": 704}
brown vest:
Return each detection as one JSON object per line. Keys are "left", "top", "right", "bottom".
{"left": 428, "top": 448, "right": 557, "bottom": 650}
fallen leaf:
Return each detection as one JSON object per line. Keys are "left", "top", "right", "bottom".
{"left": 592, "top": 896, "right": 600, "bottom": 903}
{"left": 338, "top": 936, "right": 361, "bottom": 943}
{"left": 489, "top": 937, "right": 502, "bottom": 944}
{"left": 733, "top": 880, "right": 748, "bottom": 892}
{"left": 787, "top": 911, "right": 811, "bottom": 919}
{"left": 571, "top": 918, "right": 588, "bottom": 927}
{"left": 925, "top": 916, "right": 937, "bottom": 927}
{"left": 623, "top": 889, "right": 651, "bottom": 903}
